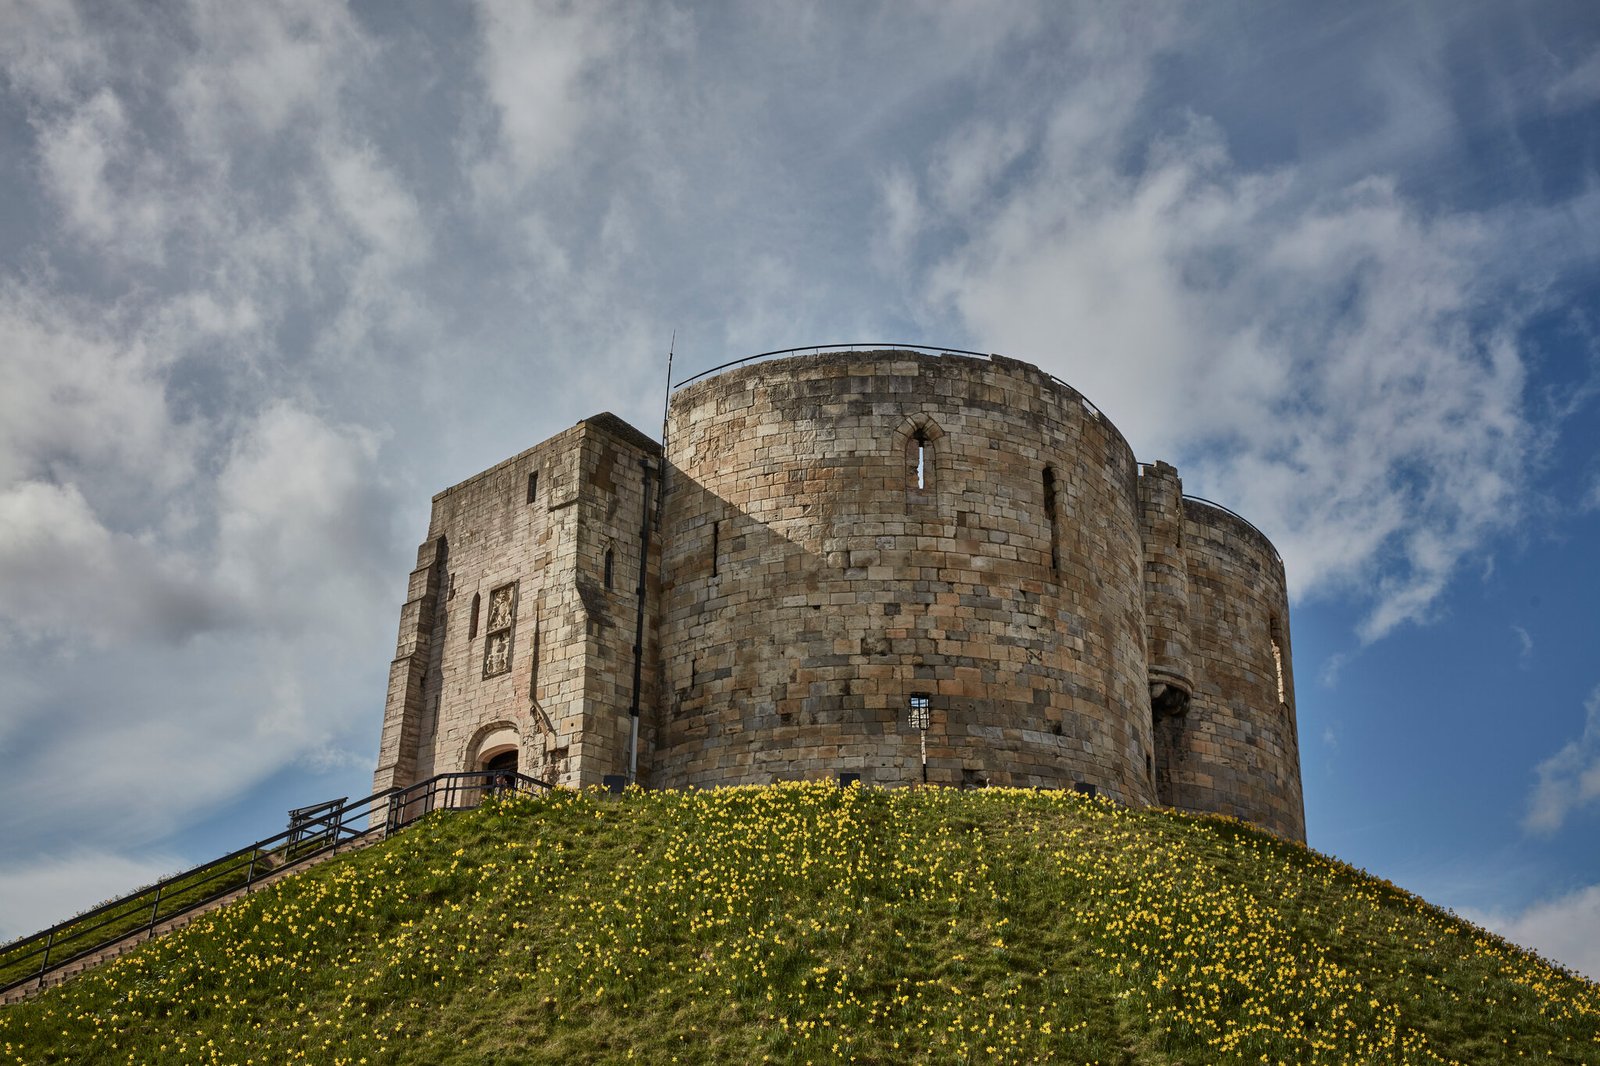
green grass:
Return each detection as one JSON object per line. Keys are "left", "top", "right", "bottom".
{"left": 0, "top": 855, "right": 258, "bottom": 991}
{"left": 0, "top": 784, "right": 1594, "bottom": 1064}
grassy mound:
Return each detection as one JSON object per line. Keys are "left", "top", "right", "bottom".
{"left": 0, "top": 784, "right": 1595, "bottom": 1064}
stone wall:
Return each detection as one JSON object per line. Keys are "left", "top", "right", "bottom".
{"left": 375, "top": 347, "right": 1306, "bottom": 841}
{"left": 1153, "top": 499, "right": 1305, "bottom": 838}
{"left": 654, "top": 350, "right": 1157, "bottom": 801}
{"left": 372, "top": 415, "right": 659, "bottom": 795}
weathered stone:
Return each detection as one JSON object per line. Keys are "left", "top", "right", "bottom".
{"left": 372, "top": 350, "right": 1305, "bottom": 841}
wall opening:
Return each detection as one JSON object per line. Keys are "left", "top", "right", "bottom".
{"left": 483, "top": 748, "right": 518, "bottom": 773}
{"left": 1270, "top": 615, "right": 1286, "bottom": 704}
{"left": 908, "top": 426, "right": 931, "bottom": 494}
{"left": 528, "top": 617, "right": 540, "bottom": 700}
{"left": 900, "top": 415, "right": 942, "bottom": 507}
{"left": 482, "top": 747, "right": 518, "bottom": 793}
{"left": 1043, "top": 464, "right": 1060, "bottom": 573}
{"left": 711, "top": 520, "right": 720, "bottom": 577}
{"left": 604, "top": 547, "right": 615, "bottom": 590}
{"left": 527, "top": 471, "right": 538, "bottom": 504}
{"left": 468, "top": 592, "right": 481, "bottom": 640}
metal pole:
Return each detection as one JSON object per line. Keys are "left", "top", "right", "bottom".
{"left": 626, "top": 457, "right": 653, "bottom": 786}
{"left": 148, "top": 884, "right": 163, "bottom": 932}
{"left": 39, "top": 930, "right": 54, "bottom": 984}
{"left": 626, "top": 336, "right": 674, "bottom": 786}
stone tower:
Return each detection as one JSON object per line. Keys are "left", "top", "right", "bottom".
{"left": 373, "top": 348, "right": 1305, "bottom": 840}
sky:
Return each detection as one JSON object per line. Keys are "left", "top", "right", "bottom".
{"left": 0, "top": 0, "right": 1598, "bottom": 981}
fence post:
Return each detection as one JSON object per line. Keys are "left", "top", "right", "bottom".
{"left": 148, "top": 883, "right": 164, "bottom": 932}
{"left": 37, "top": 929, "right": 54, "bottom": 985}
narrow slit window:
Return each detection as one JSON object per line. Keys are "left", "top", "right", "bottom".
{"left": 468, "top": 592, "right": 481, "bottom": 640}
{"left": 604, "top": 547, "right": 615, "bottom": 590}
{"left": 903, "top": 419, "right": 939, "bottom": 503}
{"left": 528, "top": 618, "right": 540, "bottom": 698}
{"left": 1043, "top": 464, "right": 1060, "bottom": 573}
{"left": 527, "top": 471, "right": 538, "bottom": 503}
{"left": 711, "top": 520, "right": 720, "bottom": 577}
{"left": 1270, "top": 616, "right": 1287, "bottom": 703}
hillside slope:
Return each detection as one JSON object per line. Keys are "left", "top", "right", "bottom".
{"left": 0, "top": 784, "right": 1595, "bottom": 1064}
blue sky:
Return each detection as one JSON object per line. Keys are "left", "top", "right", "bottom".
{"left": 0, "top": 1, "right": 1597, "bottom": 980}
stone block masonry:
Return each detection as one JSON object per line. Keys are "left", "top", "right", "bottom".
{"left": 373, "top": 349, "right": 1305, "bottom": 840}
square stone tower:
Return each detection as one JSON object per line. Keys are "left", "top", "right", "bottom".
{"left": 372, "top": 414, "right": 662, "bottom": 794}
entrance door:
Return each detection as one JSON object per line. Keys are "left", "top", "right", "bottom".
{"left": 484, "top": 749, "right": 518, "bottom": 793}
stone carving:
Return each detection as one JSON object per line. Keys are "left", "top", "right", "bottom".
{"left": 482, "top": 583, "right": 516, "bottom": 678}
{"left": 488, "top": 586, "right": 514, "bottom": 631}
{"left": 484, "top": 632, "right": 510, "bottom": 676}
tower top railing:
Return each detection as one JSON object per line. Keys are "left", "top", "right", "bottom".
{"left": 1180, "top": 493, "right": 1282, "bottom": 564}
{"left": 665, "top": 341, "right": 1134, "bottom": 490}
{"left": 670, "top": 343, "right": 993, "bottom": 390}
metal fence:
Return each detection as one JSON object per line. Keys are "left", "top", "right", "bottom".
{"left": 0, "top": 769, "right": 549, "bottom": 996}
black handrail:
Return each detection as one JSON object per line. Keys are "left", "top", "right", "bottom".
{"left": 670, "top": 343, "right": 994, "bottom": 390}
{"left": 0, "top": 769, "right": 550, "bottom": 997}
{"left": 1180, "top": 494, "right": 1282, "bottom": 563}
{"left": 666, "top": 343, "right": 1137, "bottom": 470}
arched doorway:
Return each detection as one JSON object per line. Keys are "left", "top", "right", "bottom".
{"left": 483, "top": 747, "right": 518, "bottom": 793}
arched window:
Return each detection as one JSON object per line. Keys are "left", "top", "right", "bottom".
{"left": 898, "top": 415, "right": 943, "bottom": 512}
{"left": 468, "top": 592, "right": 481, "bottom": 640}
{"left": 1043, "top": 465, "right": 1060, "bottom": 573}
{"left": 604, "top": 547, "right": 615, "bottom": 590}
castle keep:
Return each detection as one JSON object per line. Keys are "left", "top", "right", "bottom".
{"left": 373, "top": 349, "right": 1305, "bottom": 840}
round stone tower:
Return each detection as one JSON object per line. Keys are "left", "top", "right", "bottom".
{"left": 655, "top": 349, "right": 1159, "bottom": 803}
{"left": 377, "top": 345, "right": 1306, "bottom": 840}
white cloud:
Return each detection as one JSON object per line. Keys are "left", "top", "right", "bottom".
{"left": 930, "top": 119, "right": 1029, "bottom": 217}
{"left": 170, "top": 0, "right": 370, "bottom": 147}
{"left": 0, "top": 0, "right": 107, "bottom": 105}
{"left": 215, "top": 404, "right": 391, "bottom": 630}
{"left": 0, "top": 285, "right": 195, "bottom": 504}
{"left": 0, "top": 481, "right": 226, "bottom": 646}
{"left": 1582, "top": 474, "right": 1600, "bottom": 513}
{"left": 1512, "top": 624, "right": 1534, "bottom": 669}
{"left": 922, "top": 104, "right": 1531, "bottom": 641}
{"left": 874, "top": 168, "right": 923, "bottom": 267}
{"left": 0, "top": 850, "right": 185, "bottom": 944}
{"left": 1548, "top": 46, "right": 1600, "bottom": 112}
{"left": 467, "top": 0, "right": 642, "bottom": 200}
{"left": 1464, "top": 883, "right": 1600, "bottom": 982}
{"left": 1525, "top": 685, "right": 1600, "bottom": 836}
{"left": 35, "top": 89, "right": 158, "bottom": 253}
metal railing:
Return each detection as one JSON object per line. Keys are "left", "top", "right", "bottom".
{"left": 1181, "top": 494, "right": 1282, "bottom": 563}
{"left": 666, "top": 342, "right": 1136, "bottom": 465}
{"left": 671, "top": 343, "right": 993, "bottom": 390}
{"left": 0, "top": 770, "right": 549, "bottom": 997}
